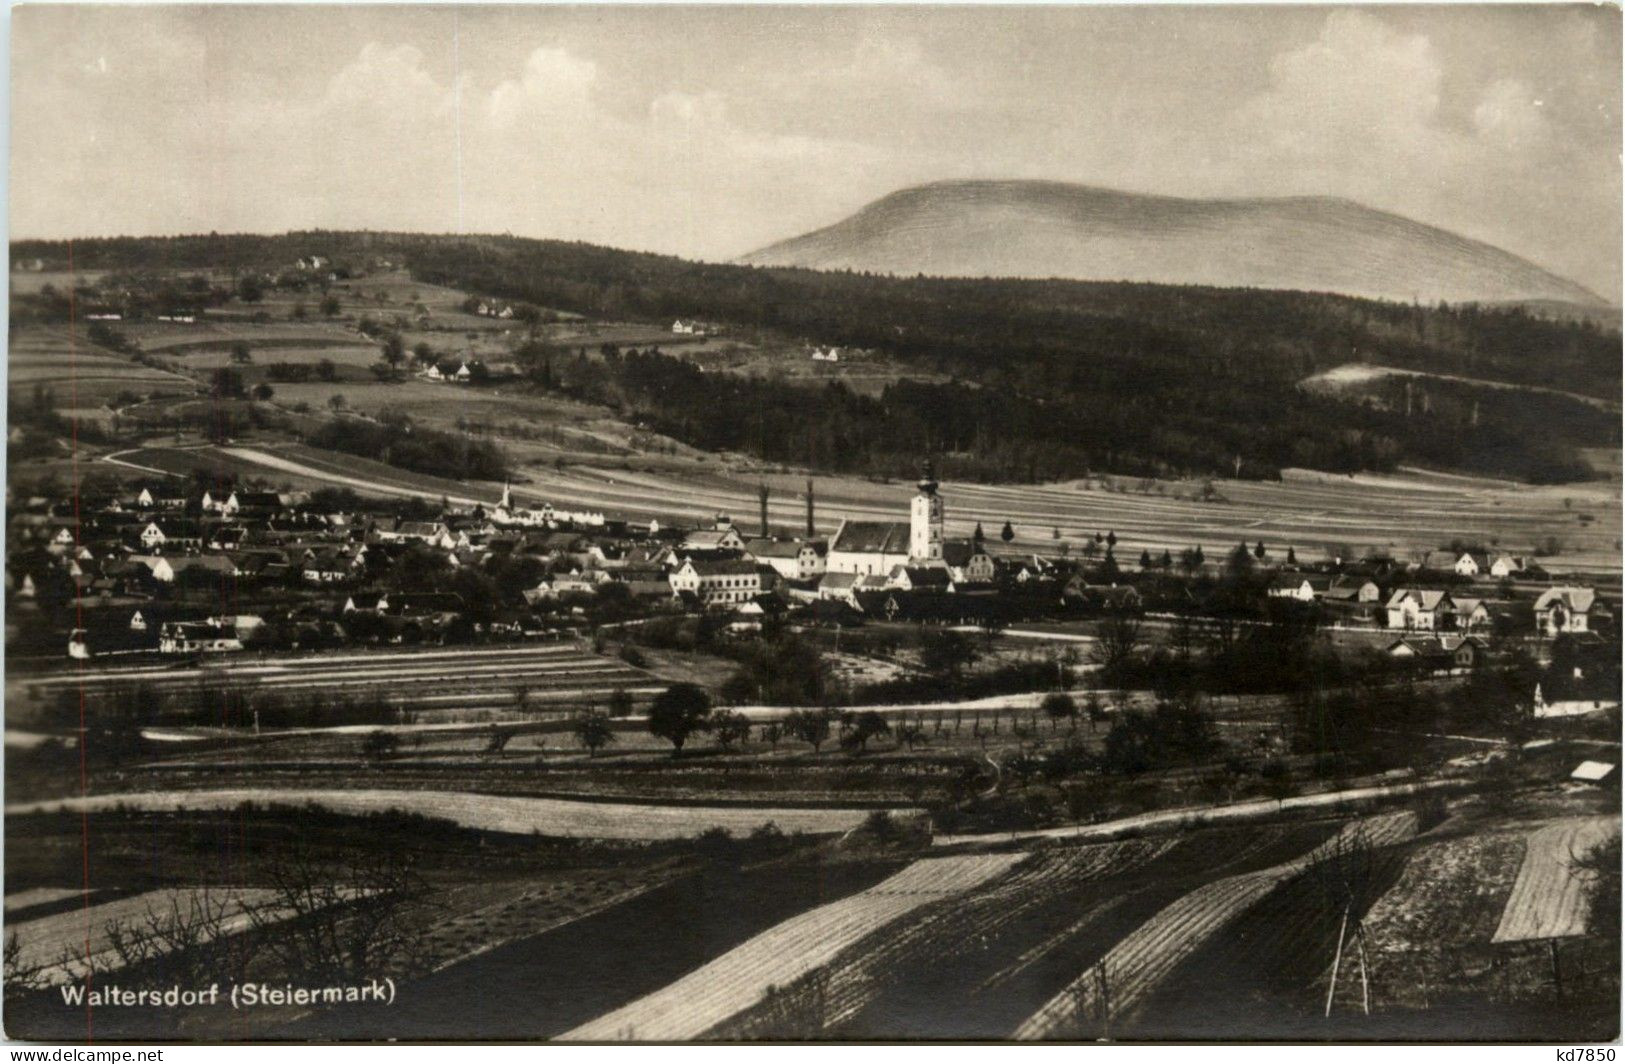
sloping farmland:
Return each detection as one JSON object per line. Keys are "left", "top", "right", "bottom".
{"left": 1492, "top": 816, "right": 1620, "bottom": 944}
{"left": 559, "top": 852, "right": 1026, "bottom": 1041}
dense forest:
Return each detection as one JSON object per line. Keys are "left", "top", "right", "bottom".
{"left": 13, "top": 231, "right": 1619, "bottom": 482}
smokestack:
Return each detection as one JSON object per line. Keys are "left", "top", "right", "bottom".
{"left": 758, "top": 483, "right": 770, "bottom": 538}
{"left": 805, "top": 479, "right": 815, "bottom": 539}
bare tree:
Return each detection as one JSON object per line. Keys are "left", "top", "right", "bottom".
{"left": 248, "top": 846, "right": 431, "bottom": 986}
{"left": 4, "top": 931, "right": 53, "bottom": 1003}
{"left": 1091, "top": 615, "right": 1143, "bottom": 678}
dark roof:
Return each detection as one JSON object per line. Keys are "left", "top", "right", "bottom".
{"left": 900, "top": 566, "right": 952, "bottom": 587}
{"left": 385, "top": 592, "right": 465, "bottom": 614}
{"left": 830, "top": 520, "right": 909, "bottom": 555}
{"left": 685, "top": 558, "right": 760, "bottom": 576}
{"left": 744, "top": 537, "right": 805, "bottom": 559}
{"left": 942, "top": 541, "right": 987, "bottom": 567}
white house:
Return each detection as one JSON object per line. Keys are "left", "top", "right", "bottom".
{"left": 681, "top": 518, "right": 746, "bottom": 554}
{"left": 669, "top": 558, "right": 764, "bottom": 608}
{"left": 1535, "top": 684, "right": 1617, "bottom": 719}
{"left": 138, "top": 522, "right": 167, "bottom": 550}
{"left": 1324, "top": 577, "right": 1381, "bottom": 605}
{"left": 1386, "top": 588, "right": 1454, "bottom": 630}
{"left": 1451, "top": 597, "right": 1493, "bottom": 631}
{"left": 1454, "top": 551, "right": 1525, "bottom": 578}
{"left": 132, "top": 555, "right": 240, "bottom": 584}
{"left": 744, "top": 538, "right": 826, "bottom": 581}
{"left": 1266, "top": 574, "right": 1327, "bottom": 602}
{"left": 1533, "top": 587, "right": 1595, "bottom": 637}
{"left": 942, "top": 542, "right": 996, "bottom": 585}
{"left": 159, "top": 621, "right": 243, "bottom": 655}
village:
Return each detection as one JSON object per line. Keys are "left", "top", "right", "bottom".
{"left": 8, "top": 456, "right": 1617, "bottom": 717}
{"left": 7, "top": 5, "right": 1624, "bottom": 1046}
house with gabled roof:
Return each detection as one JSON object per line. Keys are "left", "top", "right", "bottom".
{"left": 1386, "top": 588, "right": 1455, "bottom": 630}
{"left": 744, "top": 537, "right": 826, "bottom": 581}
{"left": 668, "top": 557, "right": 767, "bottom": 608}
{"left": 1266, "top": 573, "right": 1328, "bottom": 602}
{"left": 1533, "top": 586, "right": 1595, "bottom": 637}
{"left": 942, "top": 541, "right": 996, "bottom": 585}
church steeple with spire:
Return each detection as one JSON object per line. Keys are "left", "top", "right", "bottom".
{"left": 909, "top": 458, "right": 944, "bottom": 562}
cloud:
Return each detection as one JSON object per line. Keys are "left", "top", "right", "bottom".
{"left": 8, "top": 8, "right": 1617, "bottom": 297}
{"left": 1472, "top": 79, "right": 1552, "bottom": 150}
{"left": 1189, "top": 10, "right": 1618, "bottom": 297}
{"left": 486, "top": 46, "right": 598, "bottom": 128}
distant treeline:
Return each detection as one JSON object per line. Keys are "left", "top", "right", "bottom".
{"left": 15, "top": 231, "right": 1618, "bottom": 482}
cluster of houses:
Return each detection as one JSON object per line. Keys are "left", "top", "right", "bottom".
{"left": 7, "top": 463, "right": 1614, "bottom": 671}
{"left": 1263, "top": 556, "right": 1600, "bottom": 641}
{"left": 670, "top": 319, "right": 717, "bottom": 336}
{"left": 472, "top": 300, "right": 516, "bottom": 320}
{"left": 8, "top": 466, "right": 1021, "bottom": 660}
{"left": 417, "top": 358, "right": 485, "bottom": 384}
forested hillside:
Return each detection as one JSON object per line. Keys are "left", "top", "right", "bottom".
{"left": 13, "top": 232, "right": 1620, "bottom": 483}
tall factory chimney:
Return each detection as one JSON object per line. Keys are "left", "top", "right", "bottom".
{"left": 805, "top": 479, "right": 815, "bottom": 538}
{"left": 758, "top": 483, "right": 770, "bottom": 538}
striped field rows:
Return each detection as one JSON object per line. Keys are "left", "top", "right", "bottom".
{"left": 1014, "top": 812, "right": 1419, "bottom": 1039}
{"left": 559, "top": 853, "right": 1026, "bottom": 1041}
{"left": 1492, "top": 816, "right": 1620, "bottom": 944}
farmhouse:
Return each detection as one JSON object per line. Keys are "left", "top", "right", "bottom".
{"left": 1323, "top": 577, "right": 1381, "bottom": 604}
{"left": 1266, "top": 573, "right": 1327, "bottom": 602}
{"left": 669, "top": 558, "right": 769, "bottom": 608}
{"left": 744, "top": 537, "right": 826, "bottom": 581}
{"left": 376, "top": 520, "right": 453, "bottom": 547}
{"left": 1386, "top": 588, "right": 1454, "bottom": 630}
{"left": 1533, "top": 586, "right": 1594, "bottom": 637}
{"left": 159, "top": 621, "right": 243, "bottom": 655}
{"left": 887, "top": 565, "right": 952, "bottom": 592}
{"left": 130, "top": 554, "right": 240, "bottom": 584}
{"left": 1451, "top": 596, "right": 1494, "bottom": 631}
{"left": 1454, "top": 551, "right": 1524, "bottom": 578}
{"left": 682, "top": 519, "right": 746, "bottom": 554}
{"left": 942, "top": 541, "right": 996, "bottom": 585}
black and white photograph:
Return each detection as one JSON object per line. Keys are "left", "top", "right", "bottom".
{"left": 2, "top": 2, "right": 1620, "bottom": 1046}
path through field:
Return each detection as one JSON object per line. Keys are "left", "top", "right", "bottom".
{"left": 558, "top": 852, "right": 1026, "bottom": 1041}
{"left": 7, "top": 788, "right": 913, "bottom": 842}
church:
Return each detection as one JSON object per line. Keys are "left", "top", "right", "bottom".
{"left": 491, "top": 482, "right": 553, "bottom": 527}
{"left": 826, "top": 462, "right": 947, "bottom": 576}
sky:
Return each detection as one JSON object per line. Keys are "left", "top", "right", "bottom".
{"left": 10, "top": 4, "right": 1622, "bottom": 299}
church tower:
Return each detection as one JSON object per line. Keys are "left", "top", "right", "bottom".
{"left": 909, "top": 459, "right": 944, "bottom": 563}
